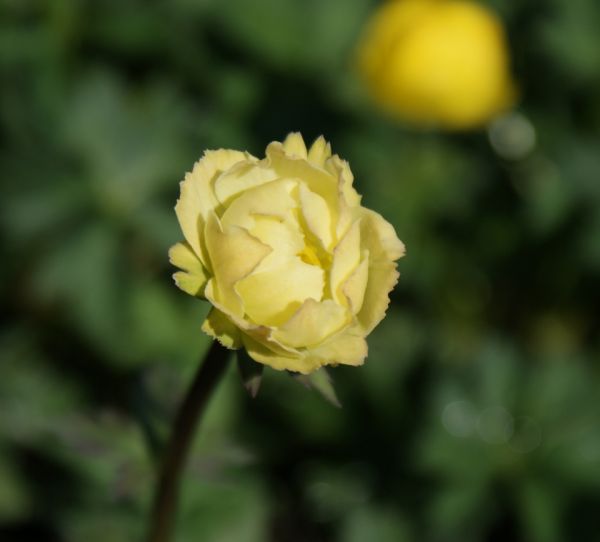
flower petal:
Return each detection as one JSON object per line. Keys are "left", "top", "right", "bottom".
{"left": 169, "top": 242, "right": 209, "bottom": 297}
{"left": 326, "top": 154, "right": 362, "bottom": 207}
{"left": 213, "top": 161, "right": 278, "bottom": 206}
{"left": 266, "top": 142, "right": 339, "bottom": 220}
{"left": 202, "top": 307, "right": 242, "bottom": 349}
{"left": 220, "top": 179, "right": 298, "bottom": 231}
{"left": 341, "top": 250, "right": 370, "bottom": 313}
{"left": 236, "top": 257, "right": 324, "bottom": 327}
{"left": 307, "top": 329, "right": 368, "bottom": 367}
{"left": 273, "top": 299, "right": 350, "bottom": 348}
{"left": 359, "top": 208, "right": 405, "bottom": 262}
{"left": 329, "top": 220, "right": 361, "bottom": 303}
{"left": 172, "top": 271, "right": 207, "bottom": 297}
{"left": 204, "top": 213, "right": 272, "bottom": 318}
{"left": 298, "top": 183, "right": 334, "bottom": 250}
{"left": 281, "top": 132, "right": 308, "bottom": 158}
{"left": 307, "top": 136, "right": 332, "bottom": 167}
{"left": 175, "top": 149, "right": 248, "bottom": 264}
{"left": 356, "top": 261, "right": 399, "bottom": 334}
{"left": 242, "top": 334, "right": 321, "bottom": 374}
{"left": 250, "top": 216, "right": 305, "bottom": 268}
{"left": 168, "top": 242, "right": 206, "bottom": 275}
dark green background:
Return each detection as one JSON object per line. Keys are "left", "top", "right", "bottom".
{"left": 2, "top": 0, "right": 600, "bottom": 541}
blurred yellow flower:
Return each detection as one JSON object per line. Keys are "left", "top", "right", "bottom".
{"left": 357, "top": 0, "right": 517, "bottom": 129}
{"left": 170, "top": 133, "right": 405, "bottom": 374}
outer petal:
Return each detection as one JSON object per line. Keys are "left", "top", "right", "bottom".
{"left": 272, "top": 299, "right": 350, "bottom": 348}
{"left": 175, "top": 149, "right": 249, "bottom": 264}
{"left": 171, "top": 272, "right": 206, "bottom": 297}
{"left": 202, "top": 307, "right": 242, "bottom": 349}
{"left": 203, "top": 282, "right": 302, "bottom": 358}
{"left": 242, "top": 334, "right": 318, "bottom": 374}
{"left": 356, "top": 261, "right": 399, "bottom": 334}
{"left": 169, "top": 242, "right": 206, "bottom": 274}
{"left": 307, "top": 329, "right": 369, "bottom": 368}
{"left": 204, "top": 213, "right": 272, "bottom": 318}
{"left": 355, "top": 210, "right": 404, "bottom": 333}
{"left": 169, "top": 242, "right": 209, "bottom": 297}
{"left": 359, "top": 208, "right": 406, "bottom": 262}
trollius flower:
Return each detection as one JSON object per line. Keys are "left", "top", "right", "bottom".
{"left": 169, "top": 134, "right": 404, "bottom": 374}
{"left": 357, "top": 0, "right": 516, "bottom": 129}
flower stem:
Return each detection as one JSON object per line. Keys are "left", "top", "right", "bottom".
{"left": 147, "top": 340, "right": 231, "bottom": 542}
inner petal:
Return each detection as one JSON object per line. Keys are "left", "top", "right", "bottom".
{"left": 250, "top": 216, "right": 305, "bottom": 270}
{"left": 266, "top": 143, "right": 340, "bottom": 222}
{"left": 298, "top": 183, "right": 334, "bottom": 251}
{"left": 220, "top": 178, "right": 298, "bottom": 230}
{"left": 235, "top": 257, "right": 324, "bottom": 327}
{"left": 214, "top": 161, "right": 278, "bottom": 206}
{"left": 204, "top": 213, "right": 272, "bottom": 317}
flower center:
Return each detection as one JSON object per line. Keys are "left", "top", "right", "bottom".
{"left": 298, "top": 244, "right": 321, "bottom": 267}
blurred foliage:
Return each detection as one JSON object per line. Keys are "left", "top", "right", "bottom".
{"left": 1, "top": 0, "right": 600, "bottom": 541}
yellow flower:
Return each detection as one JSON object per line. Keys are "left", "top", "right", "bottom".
{"left": 357, "top": 0, "right": 517, "bottom": 129}
{"left": 169, "top": 133, "right": 405, "bottom": 374}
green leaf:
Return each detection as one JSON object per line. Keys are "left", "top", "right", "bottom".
{"left": 237, "top": 349, "right": 263, "bottom": 398}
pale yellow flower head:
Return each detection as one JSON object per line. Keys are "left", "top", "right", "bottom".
{"left": 357, "top": 0, "right": 517, "bottom": 129}
{"left": 170, "top": 134, "right": 405, "bottom": 374}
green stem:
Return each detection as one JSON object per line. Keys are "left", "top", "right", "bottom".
{"left": 147, "top": 340, "right": 231, "bottom": 542}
